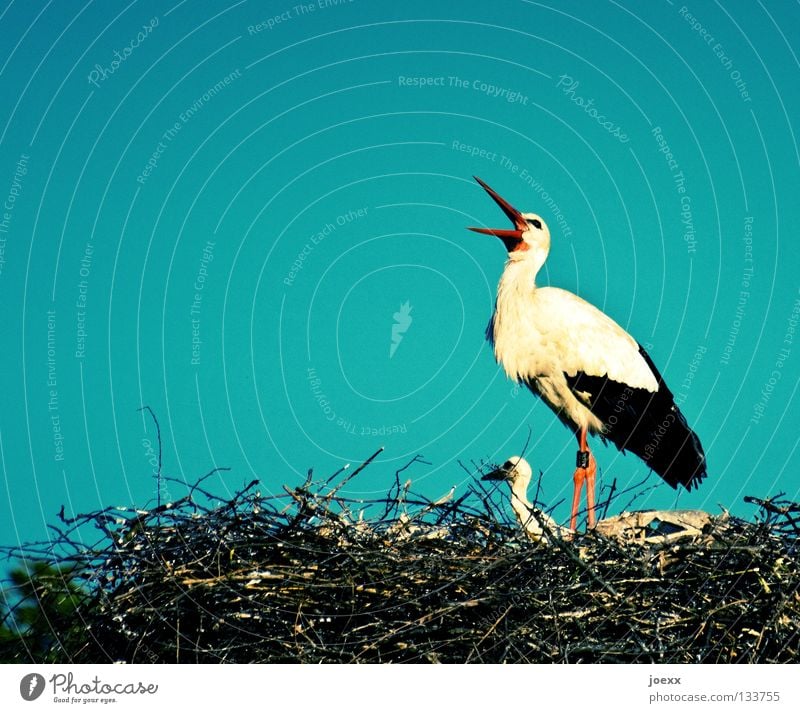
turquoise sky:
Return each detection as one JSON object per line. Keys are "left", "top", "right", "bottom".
{"left": 1, "top": 0, "right": 798, "bottom": 551}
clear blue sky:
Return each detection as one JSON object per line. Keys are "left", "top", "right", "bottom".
{"left": 1, "top": 0, "right": 798, "bottom": 551}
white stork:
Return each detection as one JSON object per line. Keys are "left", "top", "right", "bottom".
{"left": 481, "top": 455, "right": 566, "bottom": 541}
{"left": 468, "top": 176, "right": 707, "bottom": 531}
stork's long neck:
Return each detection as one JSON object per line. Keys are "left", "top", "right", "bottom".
{"left": 509, "top": 479, "right": 533, "bottom": 517}
{"left": 489, "top": 252, "right": 547, "bottom": 371}
{"left": 498, "top": 249, "right": 547, "bottom": 294}
{"left": 508, "top": 478, "right": 544, "bottom": 537}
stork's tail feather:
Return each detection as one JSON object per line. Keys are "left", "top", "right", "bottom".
{"left": 622, "top": 398, "right": 707, "bottom": 490}
{"left": 564, "top": 346, "right": 707, "bottom": 490}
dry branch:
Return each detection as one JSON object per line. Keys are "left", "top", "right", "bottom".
{"left": 2, "top": 460, "right": 798, "bottom": 663}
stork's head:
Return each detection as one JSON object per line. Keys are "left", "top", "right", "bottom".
{"left": 482, "top": 455, "right": 533, "bottom": 490}
{"left": 467, "top": 176, "right": 550, "bottom": 262}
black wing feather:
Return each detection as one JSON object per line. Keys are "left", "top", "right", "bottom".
{"left": 564, "top": 344, "right": 707, "bottom": 490}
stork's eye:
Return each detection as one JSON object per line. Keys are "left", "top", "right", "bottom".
{"left": 527, "top": 218, "right": 542, "bottom": 229}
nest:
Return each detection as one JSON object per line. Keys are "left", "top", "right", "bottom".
{"left": 1, "top": 451, "right": 799, "bottom": 664}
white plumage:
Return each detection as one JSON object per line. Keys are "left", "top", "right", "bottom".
{"left": 492, "top": 265, "right": 659, "bottom": 434}
{"left": 482, "top": 455, "right": 565, "bottom": 541}
{"left": 468, "top": 176, "right": 707, "bottom": 531}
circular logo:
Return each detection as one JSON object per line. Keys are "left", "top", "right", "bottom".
{"left": 20, "top": 673, "right": 45, "bottom": 702}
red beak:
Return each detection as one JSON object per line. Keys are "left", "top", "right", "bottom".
{"left": 467, "top": 176, "right": 527, "bottom": 250}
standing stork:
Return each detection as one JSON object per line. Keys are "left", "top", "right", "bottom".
{"left": 468, "top": 176, "right": 707, "bottom": 531}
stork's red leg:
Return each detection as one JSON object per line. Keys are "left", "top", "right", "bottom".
{"left": 570, "top": 465, "right": 585, "bottom": 531}
{"left": 571, "top": 427, "right": 598, "bottom": 530}
{"left": 580, "top": 428, "right": 598, "bottom": 529}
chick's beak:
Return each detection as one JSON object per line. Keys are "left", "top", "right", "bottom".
{"left": 482, "top": 466, "right": 510, "bottom": 482}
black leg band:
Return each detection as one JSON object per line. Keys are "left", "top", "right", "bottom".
{"left": 576, "top": 450, "right": 590, "bottom": 469}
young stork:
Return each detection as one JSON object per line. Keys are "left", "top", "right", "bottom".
{"left": 482, "top": 455, "right": 566, "bottom": 541}
{"left": 468, "top": 177, "right": 707, "bottom": 531}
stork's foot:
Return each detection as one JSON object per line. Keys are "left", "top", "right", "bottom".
{"left": 570, "top": 450, "right": 597, "bottom": 530}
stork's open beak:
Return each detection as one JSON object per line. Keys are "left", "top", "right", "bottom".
{"left": 467, "top": 176, "right": 527, "bottom": 251}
